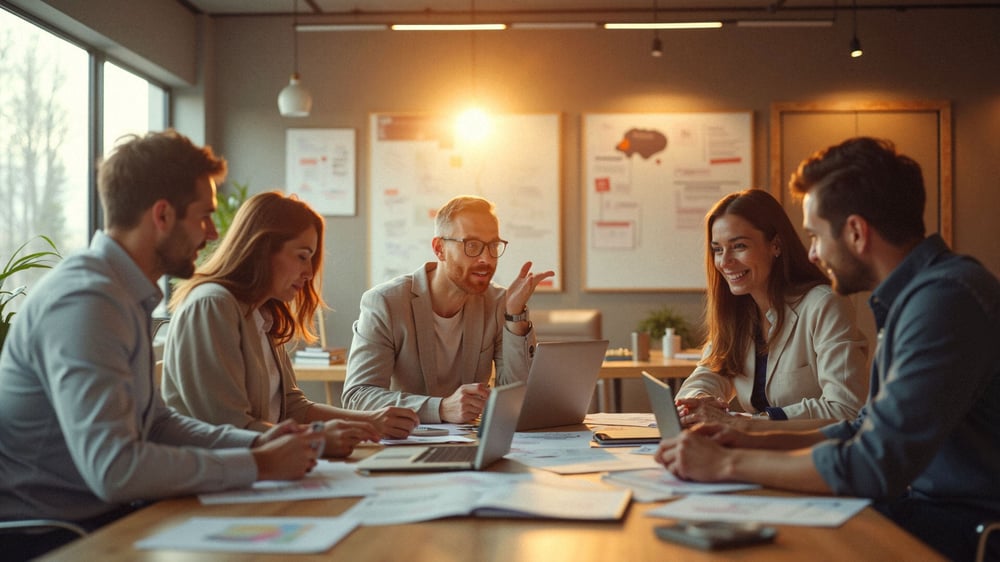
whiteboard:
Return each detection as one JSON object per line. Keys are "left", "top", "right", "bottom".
{"left": 368, "top": 113, "right": 562, "bottom": 291}
{"left": 285, "top": 128, "right": 356, "bottom": 216}
{"left": 582, "top": 112, "right": 754, "bottom": 291}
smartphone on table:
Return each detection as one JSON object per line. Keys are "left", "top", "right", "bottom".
{"left": 654, "top": 520, "right": 777, "bottom": 550}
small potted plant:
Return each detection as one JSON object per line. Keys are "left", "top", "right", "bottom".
{"left": 1, "top": 236, "right": 61, "bottom": 354}
{"left": 636, "top": 306, "right": 691, "bottom": 356}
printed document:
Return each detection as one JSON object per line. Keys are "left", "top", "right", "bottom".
{"left": 647, "top": 494, "right": 871, "bottom": 527}
{"left": 344, "top": 472, "right": 631, "bottom": 525}
{"left": 198, "top": 460, "right": 374, "bottom": 504}
{"left": 135, "top": 517, "right": 357, "bottom": 553}
{"left": 603, "top": 468, "right": 760, "bottom": 502}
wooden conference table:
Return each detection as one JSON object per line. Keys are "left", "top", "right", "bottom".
{"left": 296, "top": 350, "right": 699, "bottom": 412}
{"left": 41, "top": 447, "right": 943, "bottom": 562}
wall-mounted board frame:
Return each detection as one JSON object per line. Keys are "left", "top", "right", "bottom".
{"left": 285, "top": 128, "right": 357, "bottom": 216}
{"left": 770, "top": 100, "right": 952, "bottom": 246}
{"left": 582, "top": 112, "right": 754, "bottom": 292}
{"left": 368, "top": 113, "right": 562, "bottom": 291}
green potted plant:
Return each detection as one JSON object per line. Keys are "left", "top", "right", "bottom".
{"left": 0, "top": 236, "right": 61, "bottom": 354}
{"left": 636, "top": 306, "right": 692, "bottom": 355}
{"left": 197, "top": 180, "right": 250, "bottom": 266}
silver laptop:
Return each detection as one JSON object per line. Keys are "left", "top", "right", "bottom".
{"left": 641, "top": 371, "right": 682, "bottom": 438}
{"left": 516, "top": 339, "right": 610, "bottom": 431}
{"left": 356, "top": 381, "right": 526, "bottom": 472}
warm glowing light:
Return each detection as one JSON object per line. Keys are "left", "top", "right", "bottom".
{"left": 604, "top": 21, "right": 722, "bottom": 30}
{"left": 455, "top": 107, "right": 492, "bottom": 143}
{"left": 391, "top": 23, "right": 506, "bottom": 31}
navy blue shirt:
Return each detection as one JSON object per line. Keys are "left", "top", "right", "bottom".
{"left": 813, "top": 235, "right": 1000, "bottom": 513}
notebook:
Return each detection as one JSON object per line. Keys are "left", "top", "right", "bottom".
{"left": 355, "top": 381, "right": 526, "bottom": 472}
{"left": 516, "top": 339, "right": 610, "bottom": 431}
{"left": 593, "top": 372, "right": 683, "bottom": 446}
{"left": 641, "top": 371, "right": 683, "bottom": 439}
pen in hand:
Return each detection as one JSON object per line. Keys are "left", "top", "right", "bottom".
{"left": 309, "top": 421, "right": 325, "bottom": 458}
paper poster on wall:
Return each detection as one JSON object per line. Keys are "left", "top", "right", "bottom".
{"left": 286, "top": 128, "right": 356, "bottom": 216}
{"left": 368, "top": 113, "right": 562, "bottom": 291}
{"left": 583, "top": 112, "right": 753, "bottom": 291}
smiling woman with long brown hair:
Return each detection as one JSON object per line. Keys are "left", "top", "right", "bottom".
{"left": 674, "top": 189, "right": 869, "bottom": 427}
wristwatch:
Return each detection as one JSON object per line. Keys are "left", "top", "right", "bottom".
{"left": 504, "top": 306, "right": 529, "bottom": 322}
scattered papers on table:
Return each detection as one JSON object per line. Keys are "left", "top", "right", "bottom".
{"left": 511, "top": 430, "right": 594, "bottom": 449}
{"left": 198, "top": 460, "right": 374, "bottom": 504}
{"left": 507, "top": 447, "right": 659, "bottom": 474}
{"left": 603, "top": 468, "right": 760, "bottom": 502}
{"left": 380, "top": 434, "right": 475, "bottom": 445}
{"left": 584, "top": 412, "right": 657, "bottom": 428}
{"left": 135, "top": 517, "right": 357, "bottom": 553}
{"left": 647, "top": 494, "right": 871, "bottom": 527}
{"left": 344, "top": 471, "right": 631, "bottom": 525}
{"left": 381, "top": 423, "right": 476, "bottom": 445}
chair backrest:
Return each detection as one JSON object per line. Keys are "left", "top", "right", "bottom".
{"left": 976, "top": 521, "right": 1000, "bottom": 562}
{"left": 152, "top": 318, "right": 170, "bottom": 362}
{"left": 154, "top": 360, "right": 164, "bottom": 389}
{"left": 531, "top": 309, "right": 602, "bottom": 342}
{"left": 0, "top": 518, "right": 87, "bottom": 558}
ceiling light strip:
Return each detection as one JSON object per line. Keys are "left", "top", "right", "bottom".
{"left": 604, "top": 21, "right": 722, "bottom": 30}
{"left": 390, "top": 23, "right": 507, "bottom": 31}
{"left": 297, "top": 24, "right": 390, "bottom": 31}
{"left": 508, "top": 22, "right": 599, "bottom": 30}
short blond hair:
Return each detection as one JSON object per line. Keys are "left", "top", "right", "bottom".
{"left": 434, "top": 195, "right": 496, "bottom": 237}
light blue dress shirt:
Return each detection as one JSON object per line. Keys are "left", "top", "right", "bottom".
{"left": 0, "top": 231, "right": 259, "bottom": 522}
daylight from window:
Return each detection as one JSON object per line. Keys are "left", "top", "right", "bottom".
{"left": 1, "top": 9, "right": 166, "bottom": 316}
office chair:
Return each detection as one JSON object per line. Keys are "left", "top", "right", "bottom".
{"left": 976, "top": 521, "right": 1000, "bottom": 562}
{"left": 531, "top": 309, "right": 602, "bottom": 342}
{"left": 0, "top": 519, "right": 87, "bottom": 560}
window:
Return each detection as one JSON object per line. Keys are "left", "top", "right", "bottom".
{"left": 0, "top": 8, "right": 168, "bottom": 315}
{"left": 103, "top": 61, "right": 167, "bottom": 156}
{"left": 0, "top": 8, "right": 89, "bottom": 288}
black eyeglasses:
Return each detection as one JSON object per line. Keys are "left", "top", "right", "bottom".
{"left": 440, "top": 237, "right": 508, "bottom": 258}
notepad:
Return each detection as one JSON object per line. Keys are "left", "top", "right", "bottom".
{"left": 592, "top": 426, "right": 662, "bottom": 446}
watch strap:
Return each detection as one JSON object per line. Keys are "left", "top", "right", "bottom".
{"left": 504, "top": 306, "right": 529, "bottom": 322}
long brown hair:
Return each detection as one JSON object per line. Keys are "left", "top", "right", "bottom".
{"left": 702, "top": 189, "right": 828, "bottom": 377}
{"left": 171, "top": 191, "right": 326, "bottom": 345}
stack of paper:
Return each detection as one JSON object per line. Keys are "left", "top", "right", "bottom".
{"left": 293, "top": 346, "right": 345, "bottom": 366}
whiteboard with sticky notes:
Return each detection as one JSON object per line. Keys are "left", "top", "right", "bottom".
{"left": 582, "top": 112, "right": 753, "bottom": 291}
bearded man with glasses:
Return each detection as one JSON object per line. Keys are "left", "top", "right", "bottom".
{"left": 343, "top": 196, "right": 554, "bottom": 423}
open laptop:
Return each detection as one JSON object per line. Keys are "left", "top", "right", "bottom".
{"left": 356, "top": 381, "right": 526, "bottom": 472}
{"left": 641, "top": 371, "right": 683, "bottom": 439}
{"left": 516, "top": 339, "right": 610, "bottom": 431}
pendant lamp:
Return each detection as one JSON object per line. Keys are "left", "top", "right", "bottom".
{"left": 278, "top": 0, "right": 312, "bottom": 117}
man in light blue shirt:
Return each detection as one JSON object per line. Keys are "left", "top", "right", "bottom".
{"left": 0, "top": 130, "right": 322, "bottom": 559}
{"left": 656, "top": 137, "right": 1000, "bottom": 560}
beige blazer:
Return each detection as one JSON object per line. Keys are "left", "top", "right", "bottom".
{"left": 677, "top": 285, "right": 869, "bottom": 420}
{"left": 161, "top": 283, "right": 313, "bottom": 431}
{"left": 342, "top": 263, "right": 534, "bottom": 423}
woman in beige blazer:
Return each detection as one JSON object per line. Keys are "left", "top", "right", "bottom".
{"left": 675, "top": 189, "right": 869, "bottom": 426}
{"left": 162, "top": 192, "right": 419, "bottom": 457}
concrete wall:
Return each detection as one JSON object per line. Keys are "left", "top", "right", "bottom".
{"left": 16, "top": 3, "right": 1000, "bottom": 407}
{"left": 206, "top": 9, "right": 1000, "bottom": 358}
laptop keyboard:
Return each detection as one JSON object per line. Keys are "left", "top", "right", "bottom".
{"left": 416, "top": 446, "right": 476, "bottom": 463}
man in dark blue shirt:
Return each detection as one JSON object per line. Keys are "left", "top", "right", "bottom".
{"left": 656, "top": 137, "right": 1000, "bottom": 561}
